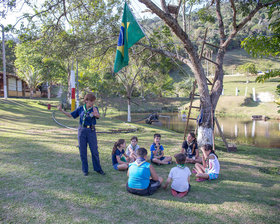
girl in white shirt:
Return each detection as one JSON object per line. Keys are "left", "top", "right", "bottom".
{"left": 194, "top": 144, "right": 220, "bottom": 181}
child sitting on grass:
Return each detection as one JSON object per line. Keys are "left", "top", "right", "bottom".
{"left": 163, "top": 153, "right": 191, "bottom": 198}
{"left": 150, "top": 133, "right": 172, "bottom": 165}
{"left": 127, "top": 147, "right": 163, "bottom": 196}
{"left": 194, "top": 144, "right": 220, "bottom": 182}
{"left": 125, "top": 136, "right": 139, "bottom": 162}
{"left": 181, "top": 132, "right": 202, "bottom": 164}
{"left": 112, "top": 139, "right": 131, "bottom": 171}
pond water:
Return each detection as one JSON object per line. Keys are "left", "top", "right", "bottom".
{"left": 115, "top": 112, "right": 280, "bottom": 149}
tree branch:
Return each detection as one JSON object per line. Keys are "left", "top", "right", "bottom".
{"left": 222, "top": 0, "right": 280, "bottom": 48}
{"left": 215, "top": 0, "right": 226, "bottom": 44}
{"left": 174, "top": 0, "right": 183, "bottom": 20}
{"left": 11, "top": 0, "right": 64, "bottom": 29}
{"left": 230, "top": 0, "right": 237, "bottom": 29}
{"left": 137, "top": 43, "right": 193, "bottom": 69}
{"left": 160, "top": 0, "right": 169, "bottom": 13}
{"left": 138, "top": 0, "right": 206, "bottom": 86}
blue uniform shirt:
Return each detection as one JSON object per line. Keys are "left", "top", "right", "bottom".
{"left": 182, "top": 140, "right": 197, "bottom": 158}
{"left": 71, "top": 106, "right": 99, "bottom": 126}
{"left": 150, "top": 143, "right": 164, "bottom": 160}
{"left": 112, "top": 149, "right": 124, "bottom": 165}
{"left": 128, "top": 161, "right": 151, "bottom": 189}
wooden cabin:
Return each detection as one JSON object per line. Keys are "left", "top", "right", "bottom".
{"left": 0, "top": 72, "right": 41, "bottom": 98}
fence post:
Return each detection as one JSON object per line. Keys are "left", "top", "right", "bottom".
{"left": 252, "top": 88, "right": 256, "bottom": 101}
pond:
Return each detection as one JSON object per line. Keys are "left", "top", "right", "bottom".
{"left": 115, "top": 112, "right": 280, "bottom": 149}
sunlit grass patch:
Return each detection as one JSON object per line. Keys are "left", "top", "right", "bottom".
{"left": 0, "top": 98, "right": 279, "bottom": 223}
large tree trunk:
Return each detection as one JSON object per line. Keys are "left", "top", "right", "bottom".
{"left": 138, "top": 0, "right": 278, "bottom": 146}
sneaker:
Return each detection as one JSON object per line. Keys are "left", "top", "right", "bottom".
{"left": 84, "top": 172, "right": 89, "bottom": 176}
{"left": 96, "top": 170, "right": 105, "bottom": 175}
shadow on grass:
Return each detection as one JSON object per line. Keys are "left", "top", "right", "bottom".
{"left": 1, "top": 138, "right": 279, "bottom": 223}
{"left": 1, "top": 99, "right": 280, "bottom": 223}
{"left": 240, "top": 96, "right": 259, "bottom": 107}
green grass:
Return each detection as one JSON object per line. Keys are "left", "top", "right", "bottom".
{"left": 0, "top": 98, "right": 279, "bottom": 223}
{"left": 221, "top": 49, "right": 280, "bottom": 75}
{"left": 222, "top": 75, "right": 279, "bottom": 97}
{"left": 183, "top": 75, "right": 279, "bottom": 119}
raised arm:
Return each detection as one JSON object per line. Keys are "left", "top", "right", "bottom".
{"left": 92, "top": 107, "right": 100, "bottom": 119}
{"left": 57, "top": 104, "right": 72, "bottom": 118}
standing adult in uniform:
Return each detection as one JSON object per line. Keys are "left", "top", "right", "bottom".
{"left": 58, "top": 93, "right": 105, "bottom": 176}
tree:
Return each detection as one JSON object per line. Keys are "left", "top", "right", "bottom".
{"left": 17, "top": 65, "right": 43, "bottom": 98}
{"left": 15, "top": 41, "right": 67, "bottom": 98}
{"left": 15, "top": 0, "right": 122, "bottom": 104}
{"left": 138, "top": 0, "right": 280, "bottom": 145}
{"left": 0, "top": 39, "right": 16, "bottom": 74}
{"left": 115, "top": 49, "right": 153, "bottom": 122}
{"left": 237, "top": 62, "right": 258, "bottom": 76}
{"left": 78, "top": 56, "right": 120, "bottom": 117}
{"left": 241, "top": 7, "right": 280, "bottom": 111}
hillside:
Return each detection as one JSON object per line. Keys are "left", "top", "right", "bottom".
{"left": 170, "top": 49, "right": 280, "bottom": 80}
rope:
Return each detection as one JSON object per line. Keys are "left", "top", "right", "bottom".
{"left": 52, "top": 111, "right": 138, "bottom": 134}
{"left": 132, "top": 115, "right": 151, "bottom": 123}
{"left": 130, "top": 0, "right": 191, "bottom": 78}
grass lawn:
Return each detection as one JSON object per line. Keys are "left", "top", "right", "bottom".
{"left": 221, "top": 75, "right": 279, "bottom": 97}
{"left": 184, "top": 75, "right": 279, "bottom": 119}
{"left": 0, "top": 98, "right": 279, "bottom": 223}
{"left": 222, "top": 49, "right": 280, "bottom": 74}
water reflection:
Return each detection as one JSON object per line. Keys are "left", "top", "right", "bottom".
{"left": 115, "top": 112, "right": 280, "bottom": 149}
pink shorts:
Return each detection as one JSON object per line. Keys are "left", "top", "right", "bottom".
{"left": 171, "top": 189, "right": 188, "bottom": 198}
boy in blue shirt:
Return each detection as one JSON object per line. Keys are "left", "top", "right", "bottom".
{"left": 150, "top": 133, "right": 172, "bottom": 165}
{"left": 127, "top": 147, "right": 163, "bottom": 196}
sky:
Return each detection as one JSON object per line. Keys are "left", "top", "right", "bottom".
{"left": 0, "top": 0, "right": 34, "bottom": 27}
{"left": 0, "top": 0, "right": 159, "bottom": 28}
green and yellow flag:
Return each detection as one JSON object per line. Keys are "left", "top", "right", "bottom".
{"left": 114, "top": 2, "right": 145, "bottom": 73}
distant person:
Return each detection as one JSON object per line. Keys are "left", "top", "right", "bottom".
{"left": 112, "top": 139, "right": 131, "bottom": 171}
{"left": 181, "top": 132, "right": 202, "bottom": 164}
{"left": 182, "top": 112, "right": 187, "bottom": 121}
{"left": 193, "top": 144, "right": 220, "bottom": 182}
{"left": 163, "top": 153, "right": 191, "bottom": 198}
{"left": 125, "top": 136, "right": 140, "bottom": 162}
{"left": 146, "top": 112, "right": 159, "bottom": 124}
{"left": 127, "top": 148, "right": 163, "bottom": 196}
{"left": 58, "top": 93, "right": 105, "bottom": 176}
{"left": 150, "top": 133, "right": 172, "bottom": 165}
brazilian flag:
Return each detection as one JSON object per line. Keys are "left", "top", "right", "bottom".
{"left": 114, "top": 2, "right": 145, "bottom": 73}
